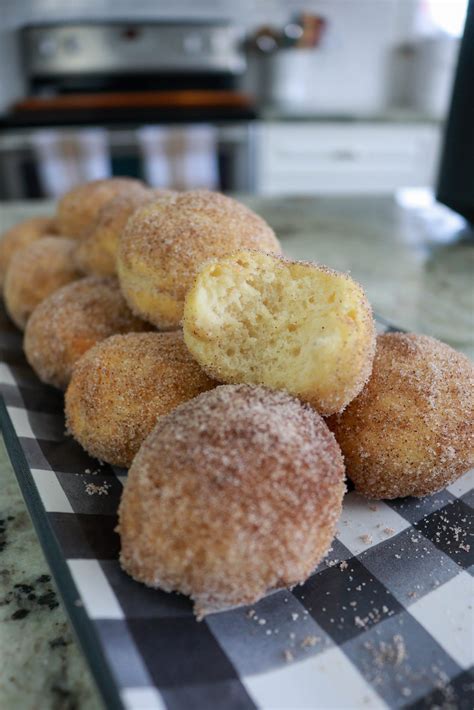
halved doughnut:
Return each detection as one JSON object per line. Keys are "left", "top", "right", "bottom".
{"left": 183, "top": 250, "right": 376, "bottom": 415}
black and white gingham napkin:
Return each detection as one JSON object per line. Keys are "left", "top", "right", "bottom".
{"left": 0, "top": 304, "right": 472, "bottom": 710}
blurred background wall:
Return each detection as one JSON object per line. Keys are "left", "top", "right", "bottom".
{"left": 0, "top": 0, "right": 467, "bottom": 198}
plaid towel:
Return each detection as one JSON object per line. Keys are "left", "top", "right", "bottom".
{"left": 31, "top": 126, "right": 218, "bottom": 197}
{"left": 137, "top": 125, "right": 218, "bottom": 191}
{"left": 0, "top": 306, "right": 472, "bottom": 710}
{"left": 31, "top": 128, "right": 111, "bottom": 197}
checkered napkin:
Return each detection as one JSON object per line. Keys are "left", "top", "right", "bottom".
{"left": 0, "top": 305, "right": 472, "bottom": 710}
{"left": 137, "top": 125, "right": 218, "bottom": 191}
{"left": 31, "top": 129, "right": 111, "bottom": 197}
{"left": 31, "top": 126, "right": 218, "bottom": 198}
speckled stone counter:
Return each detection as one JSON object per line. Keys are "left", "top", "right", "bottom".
{"left": 0, "top": 194, "right": 472, "bottom": 709}
{"left": 248, "top": 194, "right": 473, "bottom": 359}
{"left": 0, "top": 437, "right": 103, "bottom": 710}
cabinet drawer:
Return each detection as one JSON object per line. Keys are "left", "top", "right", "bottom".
{"left": 255, "top": 122, "right": 441, "bottom": 195}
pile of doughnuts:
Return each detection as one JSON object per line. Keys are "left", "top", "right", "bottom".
{"left": 1, "top": 177, "right": 472, "bottom": 618}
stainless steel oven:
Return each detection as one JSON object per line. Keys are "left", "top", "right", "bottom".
{"left": 0, "top": 20, "right": 256, "bottom": 199}
{"left": 0, "top": 124, "right": 256, "bottom": 199}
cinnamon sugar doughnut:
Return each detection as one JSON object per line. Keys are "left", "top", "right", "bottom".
{"left": 57, "top": 177, "right": 145, "bottom": 239}
{"left": 0, "top": 215, "right": 58, "bottom": 289}
{"left": 118, "top": 384, "right": 345, "bottom": 617}
{"left": 24, "top": 277, "right": 148, "bottom": 389}
{"left": 65, "top": 331, "right": 216, "bottom": 467}
{"left": 74, "top": 184, "right": 165, "bottom": 277}
{"left": 327, "top": 333, "right": 474, "bottom": 498}
{"left": 4, "top": 237, "right": 80, "bottom": 330}
{"left": 183, "top": 250, "right": 376, "bottom": 415}
{"left": 117, "top": 190, "right": 281, "bottom": 330}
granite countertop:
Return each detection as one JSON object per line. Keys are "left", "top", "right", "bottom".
{"left": 0, "top": 193, "right": 472, "bottom": 709}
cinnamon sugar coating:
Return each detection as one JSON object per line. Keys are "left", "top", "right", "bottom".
{"left": 117, "top": 190, "right": 281, "bottom": 330}
{"left": 327, "top": 333, "right": 474, "bottom": 498}
{"left": 74, "top": 186, "right": 176, "bottom": 277}
{"left": 65, "top": 331, "right": 216, "bottom": 467}
{"left": 24, "top": 276, "right": 148, "bottom": 389}
{"left": 4, "top": 236, "right": 81, "bottom": 330}
{"left": 118, "top": 384, "right": 346, "bottom": 618}
{"left": 57, "top": 177, "right": 145, "bottom": 239}
{"left": 0, "top": 215, "right": 58, "bottom": 289}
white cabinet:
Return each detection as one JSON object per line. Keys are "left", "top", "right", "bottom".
{"left": 254, "top": 122, "right": 442, "bottom": 195}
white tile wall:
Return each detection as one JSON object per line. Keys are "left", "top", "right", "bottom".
{"left": 0, "top": 0, "right": 419, "bottom": 113}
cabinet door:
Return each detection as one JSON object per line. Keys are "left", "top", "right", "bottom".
{"left": 255, "top": 122, "right": 442, "bottom": 195}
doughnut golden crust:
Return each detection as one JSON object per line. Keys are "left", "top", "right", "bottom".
{"left": 183, "top": 250, "right": 376, "bottom": 416}
{"left": 327, "top": 333, "right": 474, "bottom": 499}
{"left": 57, "top": 177, "right": 145, "bottom": 239}
{"left": 65, "top": 331, "right": 216, "bottom": 467}
{"left": 74, "top": 184, "right": 160, "bottom": 277}
{"left": 0, "top": 216, "right": 58, "bottom": 289}
{"left": 4, "top": 237, "right": 80, "bottom": 330}
{"left": 24, "top": 277, "right": 148, "bottom": 389}
{"left": 118, "top": 384, "right": 346, "bottom": 618}
{"left": 117, "top": 190, "right": 281, "bottom": 330}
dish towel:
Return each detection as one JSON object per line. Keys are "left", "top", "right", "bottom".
{"left": 30, "top": 128, "right": 111, "bottom": 197}
{"left": 137, "top": 125, "right": 218, "bottom": 191}
{"left": 31, "top": 126, "right": 219, "bottom": 197}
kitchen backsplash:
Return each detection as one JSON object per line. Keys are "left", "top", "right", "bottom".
{"left": 0, "top": 0, "right": 429, "bottom": 114}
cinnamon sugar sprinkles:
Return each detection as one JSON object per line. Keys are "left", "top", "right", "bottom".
{"left": 118, "top": 384, "right": 346, "bottom": 618}
{"left": 4, "top": 236, "right": 81, "bottom": 330}
{"left": 1, "top": 180, "right": 470, "bottom": 619}
{"left": 57, "top": 177, "right": 145, "bottom": 239}
{"left": 117, "top": 190, "right": 282, "bottom": 329}
{"left": 24, "top": 276, "right": 148, "bottom": 389}
{"left": 0, "top": 215, "right": 58, "bottom": 289}
{"left": 328, "top": 333, "right": 474, "bottom": 498}
{"left": 65, "top": 331, "right": 216, "bottom": 468}
{"left": 74, "top": 182, "right": 155, "bottom": 277}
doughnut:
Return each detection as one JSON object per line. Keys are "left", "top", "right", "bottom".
{"left": 117, "top": 190, "right": 281, "bottom": 330}
{"left": 0, "top": 215, "right": 58, "bottom": 289}
{"left": 4, "top": 237, "right": 80, "bottom": 330}
{"left": 57, "top": 177, "right": 145, "bottom": 239}
{"left": 150, "top": 188, "right": 178, "bottom": 199}
{"left": 183, "top": 250, "right": 376, "bottom": 416}
{"left": 74, "top": 184, "right": 159, "bottom": 277}
{"left": 65, "top": 331, "right": 216, "bottom": 467}
{"left": 24, "top": 277, "right": 148, "bottom": 389}
{"left": 118, "top": 384, "right": 346, "bottom": 618}
{"left": 327, "top": 332, "right": 474, "bottom": 498}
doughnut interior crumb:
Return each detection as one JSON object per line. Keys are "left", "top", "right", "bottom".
{"left": 117, "top": 190, "right": 281, "bottom": 330}
{"left": 183, "top": 250, "right": 375, "bottom": 415}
